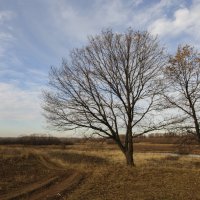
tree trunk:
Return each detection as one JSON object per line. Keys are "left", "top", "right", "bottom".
{"left": 189, "top": 106, "right": 200, "bottom": 142}
{"left": 186, "top": 89, "right": 200, "bottom": 142}
{"left": 125, "top": 131, "right": 134, "bottom": 166}
{"left": 125, "top": 149, "right": 134, "bottom": 166}
{"left": 115, "top": 132, "right": 134, "bottom": 166}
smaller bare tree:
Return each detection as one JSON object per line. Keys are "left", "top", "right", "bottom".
{"left": 43, "top": 29, "right": 166, "bottom": 166}
{"left": 162, "top": 45, "right": 200, "bottom": 142}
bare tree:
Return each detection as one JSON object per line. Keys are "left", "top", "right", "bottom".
{"left": 43, "top": 29, "right": 166, "bottom": 166}
{"left": 163, "top": 45, "right": 200, "bottom": 142}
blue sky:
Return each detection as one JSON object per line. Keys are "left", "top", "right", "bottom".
{"left": 0, "top": 0, "right": 199, "bottom": 137}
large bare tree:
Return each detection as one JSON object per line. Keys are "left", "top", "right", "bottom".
{"left": 163, "top": 45, "right": 200, "bottom": 142}
{"left": 43, "top": 29, "right": 166, "bottom": 166}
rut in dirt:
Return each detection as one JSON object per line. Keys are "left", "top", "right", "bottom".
{"left": 1, "top": 154, "right": 85, "bottom": 200}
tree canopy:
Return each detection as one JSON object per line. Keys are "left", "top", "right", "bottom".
{"left": 43, "top": 29, "right": 166, "bottom": 165}
{"left": 163, "top": 45, "right": 200, "bottom": 141}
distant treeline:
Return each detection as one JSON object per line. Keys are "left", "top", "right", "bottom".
{"left": 106, "top": 133, "right": 199, "bottom": 145}
{"left": 0, "top": 134, "right": 75, "bottom": 145}
{"left": 0, "top": 133, "right": 197, "bottom": 145}
{"left": 134, "top": 133, "right": 183, "bottom": 144}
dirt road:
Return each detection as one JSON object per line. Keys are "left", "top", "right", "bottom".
{"left": 1, "top": 154, "right": 85, "bottom": 200}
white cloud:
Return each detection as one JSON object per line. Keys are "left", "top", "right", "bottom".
{"left": 50, "top": 0, "right": 131, "bottom": 42}
{"left": 0, "top": 10, "right": 15, "bottom": 57}
{"left": 0, "top": 10, "right": 14, "bottom": 23}
{"left": 0, "top": 82, "right": 42, "bottom": 121}
{"left": 126, "top": 0, "right": 176, "bottom": 28}
{"left": 132, "top": 0, "right": 143, "bottom": 7}
{"left": 48, "top": 0, "right": 189, "bottom": 47}
{"left": 149, "top": 1, "right": 200, "bottom": 41}
{"left": 0, "top": 32, "right": 14, "bottom": 57}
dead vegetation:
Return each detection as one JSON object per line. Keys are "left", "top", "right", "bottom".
{"left": 1, "top": 143, "right": 200, "bottom": 200}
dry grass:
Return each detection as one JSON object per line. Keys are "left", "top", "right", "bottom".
{"left": 0, "top": 146, "right": 64, "bottom": 197}
{"left": 1, "top": 143, "right": 200, "bottom": 199}
{"left": 66, "top": 147, "right": 200, "bottom": 200}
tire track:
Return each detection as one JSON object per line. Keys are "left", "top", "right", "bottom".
{"left": 1, "top": 154, "right": 85, "bottom": 200}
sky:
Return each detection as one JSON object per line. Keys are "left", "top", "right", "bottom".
{"left": 0, "top": 0, "right": 200, "bottom": 137}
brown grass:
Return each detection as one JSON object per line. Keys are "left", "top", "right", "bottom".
{"left": 1, "top": 143, "right": 200, "bottom": 200}
{"left": 0, "top": 147, "right": 60, "bottom": 196}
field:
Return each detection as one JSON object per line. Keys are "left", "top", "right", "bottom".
{"left": 1, "top": 142, "right": 200, "bottom": 200}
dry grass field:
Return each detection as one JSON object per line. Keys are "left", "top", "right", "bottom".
{"left": 1, "top": 142, "right": 200, "bottom": 200}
